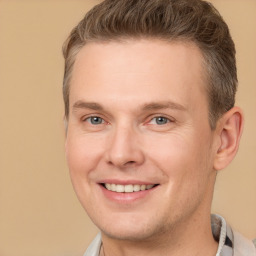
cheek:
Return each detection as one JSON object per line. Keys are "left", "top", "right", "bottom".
{"left": 65, "top": 133, "right": 104, "bottom": 179}
{"left": 145, "top": 133, "right": 195, "bottom": 169}
{"left": 145, "top": 131, "right": 213, "bottom": 189}
{"left": 65, "top": 134, "right": 105, "bottom": 206}
{"left": 147, "top": 133, "right": 213, "bottom": 213}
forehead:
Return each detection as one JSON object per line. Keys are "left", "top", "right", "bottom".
{"left": 70, "top": 39, "right": 207, "bottom": 111}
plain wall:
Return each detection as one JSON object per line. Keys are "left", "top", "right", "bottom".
{"left": 0, "top": 1, "right": 255, "bottom": 255}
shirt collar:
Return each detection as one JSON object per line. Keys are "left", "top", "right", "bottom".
{"left": 84, "top": 214, "right": 234, "bottom": 256}
{"left": 212, "top": 214, "right": 233, "bottom": 256}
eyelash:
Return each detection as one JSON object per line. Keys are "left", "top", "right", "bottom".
{"left": 83, "top": 116, "right": 106, "bottom": 125}
{"left": 82, "top": 115, "right": 173, "bottom": 126}
{"left": 147, "top": 116, "right": 172, "bottom": 125}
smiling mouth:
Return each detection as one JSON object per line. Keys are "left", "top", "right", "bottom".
{"left": 101, "top": 183, "right": 159, "bottom": 193}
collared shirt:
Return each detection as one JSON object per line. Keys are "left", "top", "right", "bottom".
{"left": 83, "top": 214, "right": 255, "bottom": 256}
{"left": 211, "top": 214, "right": 233, "bottom": 256}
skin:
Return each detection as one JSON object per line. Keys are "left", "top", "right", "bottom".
{"left": 65, "top": 39, "right": 243, "bottom": 256}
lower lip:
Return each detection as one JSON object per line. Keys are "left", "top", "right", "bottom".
{"left": 99, "top": 185, "right": 158, "bottom": 203}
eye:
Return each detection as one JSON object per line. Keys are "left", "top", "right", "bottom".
{"left": 149, "top": 116, "right": 170, "bottom": 125}
{"left": 85, "top": 116, "right": 105, "bottom": 125}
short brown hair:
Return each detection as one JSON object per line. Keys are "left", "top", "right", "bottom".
{"left": 63, "top": 0, "right": 237, "bottom": 129}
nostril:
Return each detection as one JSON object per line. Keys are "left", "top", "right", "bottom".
{"left": 124, "top": 161, "right": 136, "bottom": 165}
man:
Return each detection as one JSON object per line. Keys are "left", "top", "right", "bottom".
{"left": 62, "top": 0, "right": 256, "bottom": 255}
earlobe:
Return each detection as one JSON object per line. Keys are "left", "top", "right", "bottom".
{"left": 213, "top": 107, "right": 244, "bottom": 171}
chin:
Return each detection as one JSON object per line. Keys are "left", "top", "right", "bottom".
{"left": 101, "top": 227, "right": 157, "bottom": 242}
{"left": 95, "top": 215, "right": 169, "bottom": 242}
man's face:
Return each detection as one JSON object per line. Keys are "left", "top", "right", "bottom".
{"left": 65, "top": 39, "right": 219, "bottom": 241}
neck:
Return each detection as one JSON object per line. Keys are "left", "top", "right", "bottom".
{"left": 100, "top": 213, "right": 218, "bottom": 256}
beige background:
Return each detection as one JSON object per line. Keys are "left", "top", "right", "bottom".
{"left": 0, "top": 0, "right": 255, "bottom": 255}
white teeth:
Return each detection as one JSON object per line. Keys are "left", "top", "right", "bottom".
{"left": 105, "top": 184, "right": 111, "bottom": 190}
{"left": 133, "top": 184, "right": 141, "bottom": 192}
{"left": 140, "top": 185, "right": 146, "bottom": 191}
{"left": 124, "top": 185, "right": 133, "bottom": 193}
{"left": 104, "top": 183, "right": 156, "bottom": 193}
{"left": 111, "top": 184, "right": 116, "bottom": 191}
{"left": 116, "top": 184, "right": 125, "bottom": 192}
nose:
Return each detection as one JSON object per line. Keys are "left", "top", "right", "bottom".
{"left": 105, "top": 124, "right": 145, "bottom": 168}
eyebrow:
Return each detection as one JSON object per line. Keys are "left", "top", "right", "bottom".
{"left": 72, "top": 100, "right": 187, "bottom": 113}
{"left": 141, "top": 101, "right": 187, "bottom": 111}
{"left": 72, "top": 101, "right": 104, "bottom": 111}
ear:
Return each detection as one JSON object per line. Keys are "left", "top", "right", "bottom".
{"left": 213, "top": 106, "right": 244, "bottom": 171}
